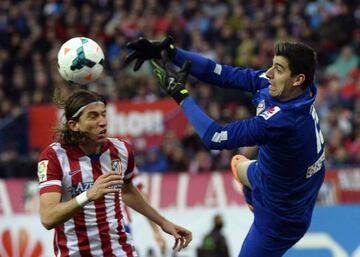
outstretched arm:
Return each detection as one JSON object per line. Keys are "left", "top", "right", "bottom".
{"left": 125, "top": 36, "right": 269, "bottom": 93}
{"left": 173, "top": 48, "right": 269, "bottom": 93}
{"left": 152, "top": 51, "right": 292, "bottom": 150}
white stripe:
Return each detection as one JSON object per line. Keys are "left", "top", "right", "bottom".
{"left": 39, "top": 180, "right": 62, "bottom": 189}
{"left": 52, "top": 143, "right": 80, "bottom": 256}
{"left": 109, "top": 138, "right": 134, "bottom": 180}
{"left": 214, "top": 64, "right": 222, "bottom": 75}
{"left": 79, "top": 156, "right": 104, "bottom": 257}
{"left": 211, "top": 131, "right": 228, "bottom": 143}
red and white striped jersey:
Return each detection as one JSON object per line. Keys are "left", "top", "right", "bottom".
{"left": 37, "top": 138, "right": 138, "bottom": 257}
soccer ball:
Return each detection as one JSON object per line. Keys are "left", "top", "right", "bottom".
{"left": 57, "top": 37, "right": 104, "bottom": 85}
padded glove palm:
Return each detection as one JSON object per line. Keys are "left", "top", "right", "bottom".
{"left": 151, "top": 50, "right": 192, "bottom": 104}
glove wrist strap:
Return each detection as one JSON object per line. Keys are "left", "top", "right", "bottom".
{"left": 172, "top": 89, "right": 189, "bottom": 104}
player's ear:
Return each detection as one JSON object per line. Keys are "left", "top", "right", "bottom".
{"left": 67, "top": 120, "right": 80, "bottom": 132}
{"left": 293, "top": 74, "right": 305, "bottom": 87}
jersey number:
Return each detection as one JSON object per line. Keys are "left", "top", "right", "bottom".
{"left": 310, "top": 105, "right": 324, "bottom": 153}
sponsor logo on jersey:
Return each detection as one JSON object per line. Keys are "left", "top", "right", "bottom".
{"left": 68, "top": 169, "right": 81, "bottom": 176}
{"left": 256, "top": 99, "right": 265, "bottom": 115}
{"left": 111, "top": 159, "right": 122, "bottom": 173}
{"left": 259, "top": 106, "right": 281, "bottom": 120}
{"left": 37, "top": 160, "right": 48, "bottom": 182}
{"left": 68, "top": 182, "right": 94, "bottom": 197}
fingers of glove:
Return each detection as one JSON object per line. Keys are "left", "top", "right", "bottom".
{"left": 134, "top": 58, "right": 145, "bottom": 71}
{"left": 160, "top": 50, "right": 172, "bottom": 68}
{"left": 126, "top": 37, "right": 144, "bottom": 49}
{"left": 160, "top": 50, "right": 177, "bottom": 78}
{"left": 180, "top": 60, "right": 192, "bottom": 73}
{"left": 161, "top": 35, "right": 174, "bottom": 48}
{"left": 123, "top": 51, "right": 138, "bottom": 66}
{"left": 150, "top": 59, "right": 165, "bottom": 71}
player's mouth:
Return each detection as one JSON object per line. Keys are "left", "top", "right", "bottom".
{"left": 98, "top": 129, "right": 107, "bottom": 138}
{"left": 269, "top": 82, "right": 276, "bottom": 91}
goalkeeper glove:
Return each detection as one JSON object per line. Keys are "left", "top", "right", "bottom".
{"left": 151, "top": 50, "right": 192, "bottom": 105}
{"left": 125, "top": 36, "right": 177, "bottom": 71}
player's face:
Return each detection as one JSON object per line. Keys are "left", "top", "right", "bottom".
{"left": 76, "top": 103, "right": 107, "bottom": 145}
{"left": 265, "top": 56, "right": 301, "bottom": 101}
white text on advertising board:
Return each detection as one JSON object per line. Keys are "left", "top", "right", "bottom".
{"left": 107, "top": 105, "right": 164, "bottom": 137}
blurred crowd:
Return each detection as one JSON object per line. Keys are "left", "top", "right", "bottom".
{"left": 0, "top": 0, "right": 359, "bottom": 177}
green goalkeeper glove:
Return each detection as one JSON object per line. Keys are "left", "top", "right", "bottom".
{"left": 151, "top": 50, "right": 192, "bottom": 105}
{"left": 125, "top": 36, "right": 177, "bottom": 71}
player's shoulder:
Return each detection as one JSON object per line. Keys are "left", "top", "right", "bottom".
{"left": 39, "top": 142, "right": 62, "bottom": 160}
{"left": 107, "top": 137, "right": 134, "bottom": 153}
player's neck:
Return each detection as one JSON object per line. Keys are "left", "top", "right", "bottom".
{"left": 79, "top": 143, "right": 102, "bottom": 155}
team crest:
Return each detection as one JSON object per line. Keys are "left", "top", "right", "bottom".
{"left": 111, "top": 159, "right": 122, "bottom": 173}
{"left": 37, "top": 160, "right": 49, "bottom": 182}
{"left": 256, "top": 100, "right": 265, "bottom": 115}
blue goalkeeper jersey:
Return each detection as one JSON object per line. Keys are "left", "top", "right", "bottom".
{"left": 174, "top": 49, "right": 326, "bottom": 239}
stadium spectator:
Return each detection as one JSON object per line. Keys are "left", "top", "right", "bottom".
{"left": 197, "top": 214, "right": 230, "bottom": 257}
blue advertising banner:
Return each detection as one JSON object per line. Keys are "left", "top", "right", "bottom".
{"left": 285, "top": 205, "right": 360, "bottom": 257}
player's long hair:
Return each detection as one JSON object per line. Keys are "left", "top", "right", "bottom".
{"left": 275, "top": 42, "right": 317, "bottom": 89}
{"left": 53, "top": 87, "right": 107, "bottom": 145}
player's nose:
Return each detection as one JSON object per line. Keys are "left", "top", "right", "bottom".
{"left": 265, "top": 67, "right": 273, "bottom": 79}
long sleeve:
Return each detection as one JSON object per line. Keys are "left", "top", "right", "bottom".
{"left": 174, "top": 48, "right": 269, "bottom": 93}
{"left": 181, "top": 97, "right": 293, "bottom": 150}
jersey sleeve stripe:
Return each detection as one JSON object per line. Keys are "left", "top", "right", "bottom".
{"left": 40, "top": 185, "right": 62, "bottom": 194}
{"left": 39, "top": 180, "right": 62, "bottom": 188}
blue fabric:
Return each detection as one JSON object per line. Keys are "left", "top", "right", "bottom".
{"left": 181, "top": 97, "right": 214, "bottom": 138}
{"left": 239, "top": 224, "right": 299, "bottom": 257}
{"left": 175, "top": 49, "right": 326, "bottom": 240}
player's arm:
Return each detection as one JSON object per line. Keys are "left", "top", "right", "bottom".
{"left": 174, "top": 48, "right": 269, "bottom": 93}
{"left": 40, "top": 171, "right": 123, "bottom": 230}
{"left": 122, "top": 182, "right": 192, "bottom": 251}
{"left": 137, "top": 189, "right": 167, "bottom": 254}
{"left": 182, "top": 97, "right": 293, "bottom": 149}
{"left": 125, "top": 36, "right": 268, "bottom": 93}
{"left": 152, "top": 52, "right": 293, "bottom": 149}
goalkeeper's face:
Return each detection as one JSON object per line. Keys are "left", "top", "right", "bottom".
{"left": 68, "top": 103, "right": 108, "bottom": 146}
{"left": 265, "top": 56, "right": 304, "bottom": 101}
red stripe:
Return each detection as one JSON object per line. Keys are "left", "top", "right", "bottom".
{"left": 40, "top": 185, "right": 62, "bottom": 194}
{"left": 115, "top": 192, "right": 134, "bottom": 256}
{"left": 109, "top": 140, "right": 134, "bottom": 257}
{"left": 55, "top": 224, "right": 69, "bottom": 257}
{"left": 123, "top": 142, "right": 135, "bottom": 178}
{"left": 92, "top": 159, "right": 115, "bottom": 257}
{"left": 69, "top": 156, "right": 91, "bottom": 257}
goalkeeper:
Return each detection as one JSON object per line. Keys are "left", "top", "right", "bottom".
{"left": 125, "top": 37, "right": 325, "bottom": 257}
